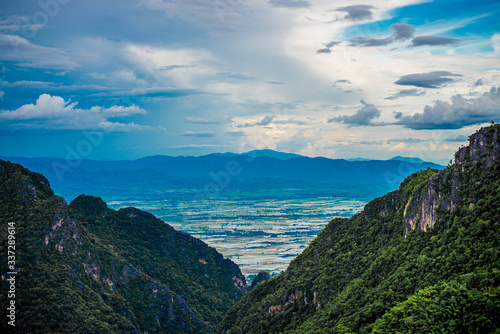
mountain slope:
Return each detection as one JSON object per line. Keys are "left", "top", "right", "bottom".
{"left": 220, "top": 124, "right": 500, "bottom": 333}
{"left": 0, "top": 160, "right": 246, "bottom": 333}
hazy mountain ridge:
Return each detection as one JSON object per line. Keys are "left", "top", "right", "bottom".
{"left": 1, "top": 152, "right": 443, "bottom": 201}
{"left": 389, "top": 156, "right": 425, "bottom": 163}
{"left": 213, "top": 149, "right": 303, "bottom": 160}
{"left": 0, "top": 160, "right": 246, "bottom": 333}
{"left": 220, "top": 124, "right": 500, "bottom": 333}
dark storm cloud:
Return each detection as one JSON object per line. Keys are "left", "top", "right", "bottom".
{"left": 385, "top": 89, "right": 426, "bottom": 100}
{"left": 350, "top": 37, "right": 392, "bottom": 47}
{"left": 328, "top": 100, "right": 381, "bottom": 126}
{"left": 256, "top": 115, "right": 275, "bottom": 125}
{"left": 412, "top": 36, "right": 460, "bottom": 46}
{"left": 316, "top": 48, "right": 332, "bottom": 54}
{"left": 316, "top": 41, "right": 340, "bottom": 54}
{"left": 336, "top": 5, "right": 376, "bottom": 21}
{"left": 238, "top": 115, "right": 276, "bottom": 127}
{"left": 391, "top": 23, "right": 416, "bottom": 41}
{"left": 326, "top": 41, "right": 341, "bottom": 48}
{"left": 395, "top": 71, "right": 462, "bottom": 88}
{"left": 473, "top": 78, "right": 484, "bottom": 87}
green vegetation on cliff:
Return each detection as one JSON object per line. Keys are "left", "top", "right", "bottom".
{"left": 220, "top": 124, "right": 500, "bottom": 333}
{"left": 0, "top": 161, "right": 246, "bottom": 333}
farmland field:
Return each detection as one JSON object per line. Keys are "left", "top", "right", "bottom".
{"left": 107, "top": 188, "right": 365, "bottom": 283}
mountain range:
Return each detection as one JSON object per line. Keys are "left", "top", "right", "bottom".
{"left": 0, "top": 152, "right": 443, "bottom": 201}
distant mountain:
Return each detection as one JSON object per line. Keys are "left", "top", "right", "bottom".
{"left": 220, "top": 124, "right": 500, "bottom": 333}
{"left": 214, "top": 149, "right": 303, "bottom": 160}
{"left": 242, "top": 149, "right": 303, "bottom": 160}
{"left": 347, "top": 157, "right": 373, "bottom": 162}
{"left": 389, "top": 156, "right": 426, "bottom": 164}
{"left": 0, "top": 160, "right": 246, "bottom": 333}
{"left": 1, "top": 153, "right": 443, "bottom": 201}
{"left": 348, "top": 156, "right": 428, "bottom": 163}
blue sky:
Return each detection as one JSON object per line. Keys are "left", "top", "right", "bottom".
{"left": 0, "top": 0, "right": 499, "bottom": 164}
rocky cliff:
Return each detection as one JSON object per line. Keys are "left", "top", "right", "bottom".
{"left": 403, "top": 124, "right": 500, "bottom": 234}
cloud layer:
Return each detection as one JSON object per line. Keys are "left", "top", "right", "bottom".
{"left": 395, "top": 71, "right": 463, "bottom": 88}
{"left": 412, "top": 36, "right": 460, "bottom": 47}
{"left": 385, "top": 89, "right": 426, "bottom": 100}
{"left": 329, "top": 100, "right": 381, "bottom": 126}
{"left": 0, "top": 94, "right": 159, "bottom": 131}
{"left": 396, "top": 86, "right": 500, "bottom": 129}
{"left": 349, "top": 23, "right": 415, "bottom": 47}
{"left": 329, "top": 87, "right": 500, "bottom": 130}
{"left": 336, "top": 5, "right": 376, "bottom": 21}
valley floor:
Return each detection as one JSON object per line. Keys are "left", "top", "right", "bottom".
{"left": 107, "top": 189, "right": 365, "bottom": 282}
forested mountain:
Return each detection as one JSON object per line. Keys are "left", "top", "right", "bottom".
{"left": 220, "top": 124, "right": 500, "bottom": 333}
{"left": 0, "top": 161, "right": 246, "bottom": 333}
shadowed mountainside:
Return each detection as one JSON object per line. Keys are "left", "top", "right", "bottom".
{"left": 0, "top": 160, "right": 246, "bottom": 333}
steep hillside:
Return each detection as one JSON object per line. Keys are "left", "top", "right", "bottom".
{"left": 220, "top": 124, "right": 500, "bottom": 333}
{"left": 0, "top": 161, "right": 246, "bottom": 333}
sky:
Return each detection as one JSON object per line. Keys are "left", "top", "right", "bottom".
{"left": 0, "top": 0, "right": 499, "bottom": 164}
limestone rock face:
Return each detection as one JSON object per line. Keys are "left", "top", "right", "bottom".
{"left": 403, "top": 125, "right": 500, "bottom": 234}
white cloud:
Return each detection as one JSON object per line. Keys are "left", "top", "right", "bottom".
{"left": 396, "top": 86, "right": 500, "bottom": 129}
{"left": 0, "top": 94, "right": 161, "bottom": 132}
{"left": 492, "top": 34, "right": 500, "bottom": 53}
{"left": 237, "top": 115, "right": 276, "bottom": 127}
{"left": 185, "top": 116, "right": 232, "bottom": 124}
{"left": 329, "top": 100, "right": 381, "bottom": 126}
{"left": 179, "top": 131, "right": 217, "bottom": 137}
{"left": 0, "top": 34, "right": 78, "bottom": 70}
{"left": 141, "top": 0, "right": 253, "bottom": 33}
{"left": 0, "top": 15, "right": 43, "bottom": 33}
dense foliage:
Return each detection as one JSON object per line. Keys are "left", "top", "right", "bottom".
{"left": 0, "top": 161, "right": 246, "bottom": 333}
{"left": 220, "top": 124, "right": 500, "bottom": 333}
{"left": 250, "top": 271, "right": 271, "bottom": 289}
